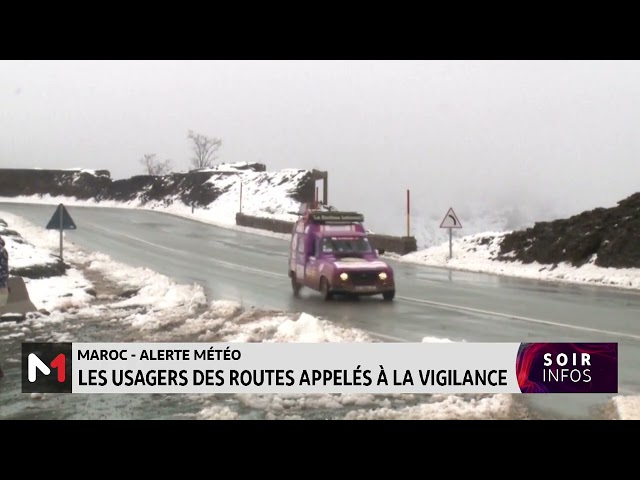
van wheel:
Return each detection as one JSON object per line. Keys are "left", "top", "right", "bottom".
{"left": 382, "top": 290, "right": 395, "bottom": 301}
{"left": 291, "top": 273, "right": 302, "bottom": 297}
{"left": 320, "top": 277, "right": 333, "bottom": 301}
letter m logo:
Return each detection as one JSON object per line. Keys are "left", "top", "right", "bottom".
{"left": 28, "top": 353, "right": 51, "bottom": 382}
{"left": 22, "top": 343, "right": 73, "bottom": 394}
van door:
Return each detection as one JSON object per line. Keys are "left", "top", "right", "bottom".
{"left": 295, "top": 233, "right": 306, "bottom": 281}
{"left": 304, "top": 237, "right": 320, "bottom": 288}
{"left": 289, "top": 233, "right": 298, "bottom": 274}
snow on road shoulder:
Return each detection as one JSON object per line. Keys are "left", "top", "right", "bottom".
{"left": 0, "top": 211, "right": 209, "bottom": 331}
{"left": 1, "top": 213, "right": 92, "bottom": 315}
{"left": 0, "top": 219, "right": 60, "bottom": 271}
{"left": 343, "top": 393, "right": 514, "bottom": 420}
{"left": 399, "top": 231, "right": 640, "bottom": 291}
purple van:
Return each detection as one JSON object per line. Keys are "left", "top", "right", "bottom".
{"left": 288, "top": 207, "right": 395, "bottom": 301}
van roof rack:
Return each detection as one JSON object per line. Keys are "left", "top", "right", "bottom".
{"left": 307, "top": 211, "right": 364, "bottom": 224}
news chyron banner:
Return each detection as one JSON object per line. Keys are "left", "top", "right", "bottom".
{"left": 21, "top": 342, "right": 618, "bottom": 394}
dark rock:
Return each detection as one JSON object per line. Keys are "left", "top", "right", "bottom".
{"left": 499, "top": 192, "right": 640, "bottom": 268}
{"left": 61, "top": 293, "right": 73, "bottom": 298}
{"left": 120, "top": 288, "right": 140, "bottom": 299}
{"left": 12, "top": 260, "right": 68, "bottom": 279}
{"left": 85, "top": 288, "right": 97, "bottom": 296}
{"left": 232, "top": 162, "right": 266, "bottom": 172}
{"left": 38, "top": 308, "right": 51, "bottom": 316}
{"left": 289, "top": 171, "right": 315, "bottom": 204}
{"left": 0, "top": 312, "right": 26, "bottom": 322}
{"left": 0, "top": 228, "right": 21, "bottom": 237}
{"left": 0, "top": 169, "right": 111, "bottom": 199}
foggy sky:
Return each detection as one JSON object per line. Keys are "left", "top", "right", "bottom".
{"left": 2, "top": 60, "right": 640, "bottom": 235}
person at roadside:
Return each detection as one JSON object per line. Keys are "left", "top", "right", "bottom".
{"left": 0, "top": 236, "right": 8, "bottom": 306}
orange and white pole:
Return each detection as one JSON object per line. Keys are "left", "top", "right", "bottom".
{"left": 406, "top": 189, "right": 410, "bottom": 237}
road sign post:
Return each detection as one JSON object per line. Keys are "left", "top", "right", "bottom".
{"left": 59, "top": 205, "right": 63, "bottom": 260}
{"left": 439, "top": 207, "right": 462, "bottom": 260}
{"left": 406, "top": 189, "right": 410, "bottom": 237}
{"left": 46, "top": 204, "right": 77, "bottom": 262}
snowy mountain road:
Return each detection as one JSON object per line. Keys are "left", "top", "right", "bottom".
{"left": 3, "top": 202, "right": 639, "bottom": 418}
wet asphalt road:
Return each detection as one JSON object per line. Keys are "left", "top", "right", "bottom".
{"left": 2, "top": 202, "right": 639, "bottom": 418}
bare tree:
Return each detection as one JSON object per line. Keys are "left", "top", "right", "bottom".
{"left": 188, "top": 130, "right": 222, "bottom": 169}
{"left": 139, "top": 153, "right": 173, "bottom": 176}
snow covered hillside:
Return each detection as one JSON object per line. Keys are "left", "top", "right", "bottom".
{"left": 399, "top": 231, "right": 640, "bottom": 291}
{"left": 0, "top": 163, "right": 312, "bottom": 228}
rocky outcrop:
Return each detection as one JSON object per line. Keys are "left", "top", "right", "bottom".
{"left": 12, "top": 260, "right": 68, "bottom": 279}
{"left": 0, "top": 169, "right": 112, "bottom": 199}
{"left": 108, "top": 172, "right": 231, "bottom": 207}
{"left": 0, "top": 163, "right": 311, "bottom": 208}
{"left": 287, "top": 171, "right": 315, "bottom": 204}
{"left": 498, "top": 192, "right": 640, "bottom": 268}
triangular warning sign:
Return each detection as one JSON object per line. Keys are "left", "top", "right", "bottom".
{"left": 440, "top": 207, "right": 462, "bottom": 229}
{"left": 46, "top": 204, "right": 77, "bottom": 230}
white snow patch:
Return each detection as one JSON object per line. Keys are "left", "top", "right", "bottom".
{"left": 343, "top": 394, "right": 513, "bottom": 420}
{"left": 268, "top": 312, "right": 371, "bottom": 343}
{"left": 422, "top": 336, "right": 454, "bottom": 343}
{"left": 198, "top": 406, "right": 239, "bottom": 420}
{"left": 612, "top": 395, "right": 640, "bottom": 420}
{"left": 400, "top": 231, "right": 640, "bottom": 291}
{"left": 0, "top": 212, "right": 207, "bottom": 321}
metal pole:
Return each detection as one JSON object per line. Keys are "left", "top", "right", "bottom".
{"left": 59, "top": 205, "right": 63, "bottom": 261}
{"left": 239, "top": 182, "right": 243, "bottom": 213}
{"left": 315, "top": 186, "right": 319, "bottom": 208}
{"left": 406, "top": 189, "right": 410, "bottom": 237}
{"left": 449, "top": 227, "right": 452, "bottom": 259}
{"left": 323, "top": 176, "right": 328, "bottom": 206}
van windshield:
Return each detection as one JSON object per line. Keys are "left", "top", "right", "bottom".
{"left": 320, "top": 237, "right": 372, "bottom": 255}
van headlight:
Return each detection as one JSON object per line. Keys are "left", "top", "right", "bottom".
{"left": 340, "top": 272, "right": 349, "bottom": 281}
{"left": 379, "top": 272, "right": 388, "bottom": 280}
